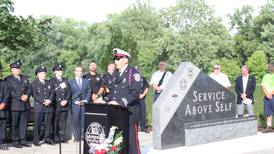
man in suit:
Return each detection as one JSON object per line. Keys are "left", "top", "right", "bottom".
{"left": 31, "top": 66, "right": 54, "bottom": 146}
{"left": 69, "top": 66, "right": 91, "bottom": 142}
{"left": 0, "top": 63, "right": 9, "bottom": 150}
{"left": 235, "top": 65, "right": 256, "bottom": 118}
{"left": 103, "top": 48, "right": 142, "bottom": 154}
{"left": 50, "top": 64, "right": 71, "bottom": 143}
{"left": 5, "top": 60, "right": 32, "bottom": 148}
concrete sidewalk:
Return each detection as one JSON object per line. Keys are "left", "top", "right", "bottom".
{"left": 145, "top": 132, "right": 274, "bottom": 154}
{"left": 1, "top": 132, "right": 274, "bottom": 154}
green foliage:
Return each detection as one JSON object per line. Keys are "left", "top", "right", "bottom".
{"left": 230, "top": 1, "right": 274, "bottom": 65}
{"left": 157, "top": 0, "right": 233, "bottom": 73}
{"left": 246, "top": 50, "right": 268, "bottom": 81}
{"left": 211, "top": 58, "right": 241, "bottom": 83}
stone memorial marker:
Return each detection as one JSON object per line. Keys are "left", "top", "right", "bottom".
{"left": 153, "top": 62, "right": 257, "bottom": 150}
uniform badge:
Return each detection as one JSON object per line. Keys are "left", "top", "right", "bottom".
{"left": 96, "top": 77, "right": 100, "bottom": 81}
{"left": 133, "top": 73, "right": 141, "bottom": 82}
{"left": 60, "top": 82, "right": 67, "bottom": 89}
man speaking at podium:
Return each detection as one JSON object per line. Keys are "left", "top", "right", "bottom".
{"left": 103, "top": 48, "right": 141, "bottom": 154}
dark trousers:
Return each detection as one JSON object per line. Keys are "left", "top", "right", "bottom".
{"left": 129, "top": 123, "right": 140, "bottom": 154}
{"left": 54, "top": 111, "right": 68, "bottom": 142}
{"left": 153, "top": 92, "right": 161, "bottom": 103}
{"left": 11, "top": 111, "right": 29, "bottom": 144}
{"left": 0, "top": 119, "right": 6, "bottom": 144}
{"left": 71, "top": 105, "right": 84, "bottom": 140}
{"left": 33, "top": 111, "right": 53, "bottom": 143}
{"left": 139, "top": 98, "right": 147, "bottom": 129}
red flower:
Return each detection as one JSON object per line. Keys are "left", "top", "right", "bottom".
{"left": 111, "top": 146, "right": 117, "bottom": 151}
{"left": 95, "top": 149, "right": 107, "bottom": 154}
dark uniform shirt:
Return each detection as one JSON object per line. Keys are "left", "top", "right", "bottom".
{"left": 31, "top": 79, "right": 54, "bottom": 113}
{"left": 104, "top": 66, "right": 141, "bottom": 124}
{"left": 83, "top": 73, "right": 104, "bottom": 94}
{"left": 103, "top": 73, "right": 115, "bottom": 90}
{"left": 50, "top": 77, "right": 71, "bottom": 111}
{"left": 140, "top": 77, "right": 149, "bottom": 95}
{"left": 5, "top": 75, "right": 31, "bottom": 111}
{"left": 0, "top": 80, "right": 9, "bottom": 118}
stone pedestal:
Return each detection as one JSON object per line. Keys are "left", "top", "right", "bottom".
{"left": 184, "top": 117, "right": 257, "bottom": 146}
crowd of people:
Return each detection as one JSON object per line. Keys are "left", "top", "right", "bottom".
{"left": 0, "top": 47, "right": 273, "bottom": 153}
{"left": 0, "top": 48, "right": 150, "bottom": 154}
{"left": 208, "top": 62, "right": 274, "bottom": 134}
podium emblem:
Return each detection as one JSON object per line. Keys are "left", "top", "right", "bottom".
{"left": 85, "top": 122, "right": 105, "bottom": 145}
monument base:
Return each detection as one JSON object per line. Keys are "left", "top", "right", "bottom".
{"left": 184, "top": 117, "right": 257, "bottom": 146}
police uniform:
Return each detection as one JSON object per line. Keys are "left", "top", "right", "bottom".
{"left": 104, "top": 48, "right": 141, "bottom": 154}
{"left": 50, "top": 64, "right": 71, "bottom": 143}
{"left": 5, "top": 60, "right": 32, "bottom": 147}
{"left": 31, "top": 66, "right": 54, "bottom": 145}
{"left": 0, "top": 66, "right": 9, "bottom": 150}
{"left": 102, "top": 72, "right": 115, "bottom": 96}
{"left": 138, "top": 76, "right": 149, "bottom": 131}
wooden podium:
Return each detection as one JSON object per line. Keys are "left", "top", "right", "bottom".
{"left": 84, "top": 104, "right": 129, "bottom": 154}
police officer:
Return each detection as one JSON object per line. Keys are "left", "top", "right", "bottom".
{"left": 83, "top": 61, "right": 104, "bottom": 103}
{"left": 0, "top": 63, "right": 9, "bottom": 150}
{"left": 102, "top": 63, "right": 116, "bottom": 97}
{"left": 31, "top": 66, "right": 54, "bottom": 146}
{"left": 5, "top": 60, "right": 32, "bottom": 148}
{"left": 103, "top": 48, "right": 141, "bottom": 154}
{"left": 50, "top": 64, "right": 71, "bottom": 143}
{"left": 135, "top": 66, "right": 150, "bottom": 133}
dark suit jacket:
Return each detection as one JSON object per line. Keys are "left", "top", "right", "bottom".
{"left": 31, "top": 79, "right": 54, "bottom": 113}
{"left": 235, "top": 75, "right": 256, "bottom": 104}
{"left": 50, "top": 77, "right": 71, "bottom": 111}
{"left": 69, "top": 78, "right": 91, "bottom": 105}
{"left": 104, "top": 66, "right": 141, "bottom": 124}
{"left": 0, "top": 80, "right": 9, "bottom": 118}
{"left": 5, "top": 75, "right": 32, "bottom": 111}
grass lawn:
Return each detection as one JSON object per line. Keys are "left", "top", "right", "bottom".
{"left": 145, "top": 85, "right": 267, "bottom": 127}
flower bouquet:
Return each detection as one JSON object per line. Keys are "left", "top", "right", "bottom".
{"left": 89, "top": 126, "right": 123, "bottom": 154}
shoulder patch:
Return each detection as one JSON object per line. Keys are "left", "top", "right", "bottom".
{"left": 133, "top": 73, "right": 141, "bottom": 82}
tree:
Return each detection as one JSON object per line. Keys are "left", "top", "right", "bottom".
{"left": 246, "top": 50, "right": 268, "bottom": 81}
{"left": 229, "top": 1, "right": 274, "bottom": 65}
{"left": 157, "top": 0, "right": 233, "bottom": 73}
{"left": 107, "top": 1, "right": 164, "bottom": 77}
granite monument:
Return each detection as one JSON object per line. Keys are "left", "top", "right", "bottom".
{"left": 153, "top": 62, "right": 257, "bottom": 149}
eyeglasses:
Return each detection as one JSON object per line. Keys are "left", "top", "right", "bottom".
{"left": 113, "top": 56, "right": 125, "bottom": 61}
{"left": 113, "top": 57, "right": 121, "bottom": 61}
{"left": 213, "top": 68, "right": 220, "bottom": 70}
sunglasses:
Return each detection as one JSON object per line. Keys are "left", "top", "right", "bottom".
{"left": 113, "top": 56, "right": 125, "bottom": 61}
{"left": 213, "top": 67, "right": 220, "bottom": 70}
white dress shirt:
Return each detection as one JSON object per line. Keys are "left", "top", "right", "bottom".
{"left": 150, "top": 70, "right": 173, "bottom": 90}
{"left": 242, "top": 74, "right": 249, "bottom": 94}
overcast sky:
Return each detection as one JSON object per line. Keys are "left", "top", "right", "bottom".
{"left": 12, "top": 0, "right": 267, "bottom": 26}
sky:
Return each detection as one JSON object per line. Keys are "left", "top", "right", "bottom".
{"left": 12, "top": 0, "right": 267, "bottom": 26}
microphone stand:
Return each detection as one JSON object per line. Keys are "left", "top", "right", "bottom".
{"left": 58, "top": 110, "right": 62, "bottom": 154}
{"left": 79, "top": 94, "right": 83, "bottom": 154}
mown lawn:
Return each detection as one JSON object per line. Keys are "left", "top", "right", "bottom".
{"left": 145, "top": 85, "right": 267, "bottom": 127}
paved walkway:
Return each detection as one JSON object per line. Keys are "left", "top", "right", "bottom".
{"left": 1, "top": 132, "right": 274, "bottom": 154}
